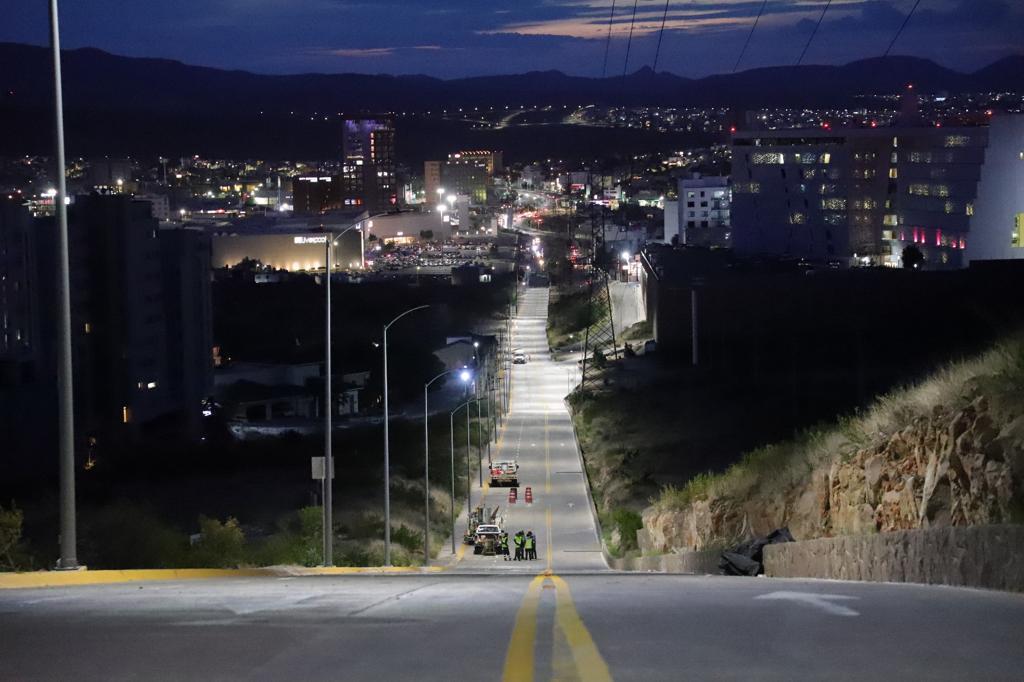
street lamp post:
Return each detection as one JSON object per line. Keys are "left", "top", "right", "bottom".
{"left": 449, "top": 397, "right": 473, "bottom": 554}
{"left": 424, "top": 368, "right": 470, "bottom": 564}
{"left": 383, "top": 304, "right": 430, "bottom": 566}
{"left": 50, "top": 0, "right": 77, "bottom": 570}
{"left": 314, "top": 221, "right": 362, "bottom": 566}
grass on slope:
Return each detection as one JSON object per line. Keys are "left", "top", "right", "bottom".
{"left": 656, "top": 335, "right": 1024, "bottom": 512}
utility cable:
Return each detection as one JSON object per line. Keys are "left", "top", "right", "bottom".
{"left": 883, "top": 0, "right": 924, "bottom": 57}
{"left": 733, "top": 0, "right": 768, "bottom": 73}
{"left": 795, "top": 0, "right": 833, "bottom": 66}
{"left": 601, "top": 0, "right": 618, "bottom": 78}
{"left": 622, "top": 0, "right": 640, "bottom": 78}
{"left": 652, "top": 0, "right": 672, "bottom": 73}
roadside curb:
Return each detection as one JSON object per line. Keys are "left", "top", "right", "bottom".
{"left": 562, "top": 396, "right": 613, "bottom": 571}
{"left": 0, "top": 565, "right": 445, "bottom": 590}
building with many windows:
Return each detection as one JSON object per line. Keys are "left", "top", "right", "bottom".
{"left": 424, "top": 150, "right": 501, "bottom": 206}
{"left": 679, "top": 174, "right": 731, "bottom": 247}
{"left": 730, "top": 118, "right": 1007, "bottom": 268}
{"left": 341, "top": 117, "right": 397, "bottom": 212}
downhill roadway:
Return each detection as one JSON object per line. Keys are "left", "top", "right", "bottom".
{"left": 2, "top": 287, "right": 1024, "bottom": 681}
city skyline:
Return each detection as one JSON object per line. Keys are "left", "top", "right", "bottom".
{"left": 3, "top": 0, "right": 1022, "bottom": 79}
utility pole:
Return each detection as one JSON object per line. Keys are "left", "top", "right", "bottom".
{"left": 323, "top": 237, "right": 333, "bottom": 565}
{"left": 50, "top": 0, "right": 78, "bottom": 570}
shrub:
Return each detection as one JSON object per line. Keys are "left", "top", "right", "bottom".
{"left": 81, "top": 502, "right": 189, "bottom": 568}
{"left": 0, "top": 503, "right": 24, "bottom": 571}
{"left": 248, "top": 506, "right": 323, "bottom": 567}
{"left": 190, "top": 516, "right": 246, "bottom": 568}
{"left": 611, "top": 508, "right": 643, "bottom": 553}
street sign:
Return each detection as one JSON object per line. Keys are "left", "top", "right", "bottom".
{"left": 311, "top": 456, "right": 335, "bottom": 480}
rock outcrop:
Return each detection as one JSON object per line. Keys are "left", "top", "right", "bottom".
{"left": 641, "top": 390, "right": 1024, "bottom": 555}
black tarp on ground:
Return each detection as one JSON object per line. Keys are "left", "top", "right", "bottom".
{"left": 719, "top": 527, "right": 795, "bottom": 576}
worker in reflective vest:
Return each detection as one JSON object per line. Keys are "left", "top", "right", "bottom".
{"left": 524, "top": 531, "right": 535, "bottom": 560}
{"left": 513, "top": 530, "right": 524, "bottom": 561}
{"left": 500, "top": 532, "right": 510, "bottom": 561}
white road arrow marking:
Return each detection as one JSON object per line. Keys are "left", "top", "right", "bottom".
{"left": 755, "top": 591, "right": 861, "bottom": 617}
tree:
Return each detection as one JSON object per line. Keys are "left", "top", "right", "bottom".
{"left": 902, "top": 245, "right": 925, "bottom": 270}
{"left": 0, "top": 503, "right": 24, "bottom": 570}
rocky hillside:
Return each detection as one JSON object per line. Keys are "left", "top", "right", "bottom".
{"left": 640, "top": 338, "right": 1024, "bottom": 555}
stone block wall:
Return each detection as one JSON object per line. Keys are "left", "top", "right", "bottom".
{"left": 764, "top": 524, "right": 1024, "bottom": 592}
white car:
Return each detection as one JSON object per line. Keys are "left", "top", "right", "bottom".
{"left": 513, "top": 352, "right": 527, "bottom": 364}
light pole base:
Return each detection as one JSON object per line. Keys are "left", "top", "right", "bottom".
{"left": 54, "top": 560, "right": 85, "bottom": 571}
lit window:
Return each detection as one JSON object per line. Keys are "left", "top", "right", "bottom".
{"left": 84, "top": 322, "right": 92, "bottom": 334}
{"left": 944, "top": 135, "right": 970, "bottom": 148}
{"left": 889, "top": 168, "right": 898, "bottom": 179}
{"left": 122, "top": 406, "right": 131, "bottom": 424}
{"left": 1013, "top": 214, "right": 1024, "bottom": 248}
{"left": 966, "top": 203, "right": 974, "bottom": 216}
{"left": 821, "top": 153, "right": 831, "bottom": 164}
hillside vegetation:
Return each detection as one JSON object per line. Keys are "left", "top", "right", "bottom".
{"left": 642, "top": 335, "right": 1024, "bottom": 554}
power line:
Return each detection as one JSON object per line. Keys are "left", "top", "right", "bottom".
{"left": 622, "top": 0, "right": 640, "bottom": 78}
{"left": 601, "top": 0, "right": 618, "bottom": 78}
{"left": 884, "top": 0, "right": 924, "bottom": 57}
{"left": 796, "top": 0, "right": 833, "bottom": 66}
{"left": 733, "top": 0, "right": 768, "bottom": 73}
{"left": 652, "top": 0, "right": 672, "bottom": 73}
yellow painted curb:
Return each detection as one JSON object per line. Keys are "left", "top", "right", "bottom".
{"left": 0, "top": 565, "right": 443, "bottom": 589}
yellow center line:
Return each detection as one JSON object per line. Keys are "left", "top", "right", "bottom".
{"left": 546, "top": 508, "right": 553, "bottom": 571}
{"left": 502, "top": 574, "right": 546, "bottom": 682}
{"left": 551, "top": 575, "right": 613, "bottom": 682}
{"left": 502, "top": 573, "right": 613, "bottom": 682}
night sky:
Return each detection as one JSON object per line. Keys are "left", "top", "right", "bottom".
{"left": 4, "top": 1, "right": 1021, "bottom": 79}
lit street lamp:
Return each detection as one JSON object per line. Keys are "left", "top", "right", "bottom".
{"left": 423, "top": 368, "right": 471, "bottom": 564}
{"left": 383, "top": 304, "right": 430, "bottom": 566}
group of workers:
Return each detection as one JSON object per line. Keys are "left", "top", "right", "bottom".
{"left": 500, "top": 530, "right": 537, "bottom": 561}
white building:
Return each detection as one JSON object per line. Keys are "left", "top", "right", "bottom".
{"left": 663, "top": 200, "right": 680, "bottom": 244}
{"left": 965, "top": 116, "right": 1024, "bottom": 264}
{"left": 679, "top": 174, "right": 731, "bottom": 247}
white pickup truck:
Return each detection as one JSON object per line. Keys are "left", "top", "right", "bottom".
{"left": 489, "top": 460, "right": 519, "bottom": 487}
{"left": 473, "top": 524, "right": 503, "bottom": 555}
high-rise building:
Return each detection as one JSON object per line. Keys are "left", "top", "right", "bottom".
{"left": 2, "top": 195, "right": 213, "bottom": 456}
{"left": 424, "top": 150, "right": 501, "bottom": 206}
{"left": 729, "top": 119, "right": 1011, "bottom": 267}
{"left": 341, "top": 117, "right": 397, "bottom": 212}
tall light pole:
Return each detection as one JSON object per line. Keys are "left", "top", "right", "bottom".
{"left": 383, "top": 304, "right": 429, "bottom": 566}
{"left": 424, "top": 367, "right": 471, "bottom": 564}
{"left": 304, "top": 221, "right": 362, "bottom": 566}
{"left": 50, "top": 0, "right": 77, "bottom": 570}
{"left": 449, "top": 398, "right": 473, "bottom": 554}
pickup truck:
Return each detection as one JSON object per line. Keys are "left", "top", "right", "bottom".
{"left": 489, "top": 460, "right": 519, "bottom": 487}
{"left": 473, "top": 524, "right": 503, "bottom": 555}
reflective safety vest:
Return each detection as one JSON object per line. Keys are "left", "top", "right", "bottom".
{"left": 524, "top": 536, "right": 534, "bottom": 550}
{"left": 500, "top": 536, "right": 509, "bottom": 548}
{"left": 514, "top": 535, "right": 524, "bottom": 547}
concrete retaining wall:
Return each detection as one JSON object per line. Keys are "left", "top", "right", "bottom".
{"left": 764, "top": 525, "right": 1024, "bottom": 593}
{"left": 610, "top": 549, "right": 721, "bottom": 574}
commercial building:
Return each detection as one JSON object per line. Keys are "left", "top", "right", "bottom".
{"left": 424, "top": 150, "right": 501, "bottom": 206}
{"left": 210, "top": 210, "right": 369, "bottom": 272}
{"left": 730, "top": 110, "right": 1023, "bottom": 268}
{"left": 679, "top": 174, "right": 731, "bottom": 247}
{"left": 341, "top": 117, "right": 397, "bottom": 212}
{"left": 292, "top": 176, "right": 341, "bottom": 215}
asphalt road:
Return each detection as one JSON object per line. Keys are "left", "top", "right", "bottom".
{"left": 450, "top": 284, "right": 606, "bottom": 574}
{"left": 3, "top": 284, "right": 1024, "bottom": 680}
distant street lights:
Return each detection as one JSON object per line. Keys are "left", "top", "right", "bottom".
{"left": 423, "top": 367, "right": 471, "bottom": 564}
{"left": 382, "top": 304, "right": 430, "bottom": 567}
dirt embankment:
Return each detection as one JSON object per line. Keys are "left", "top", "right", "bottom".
{"left": 640, "top": 342, "right": 1024, "bottom": 555}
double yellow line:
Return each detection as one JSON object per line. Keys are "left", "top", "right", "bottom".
{"left": 502, "top": 572, "right": 612, "bottom": 682}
